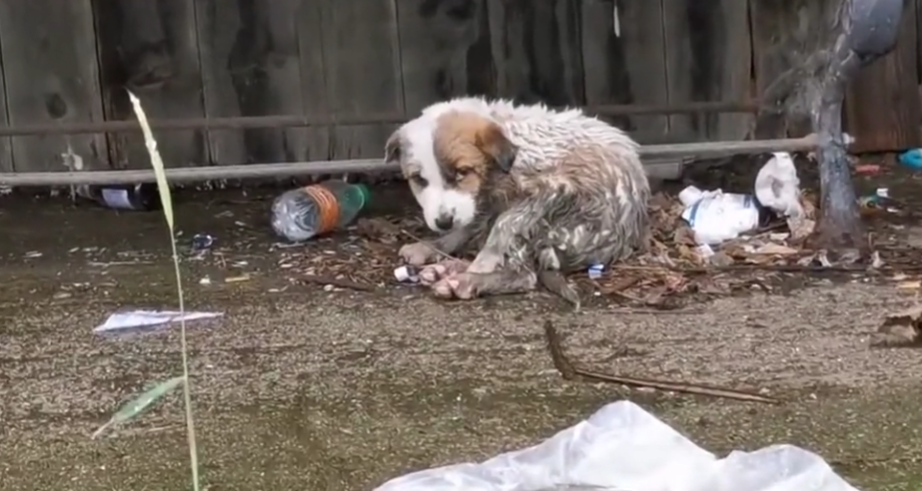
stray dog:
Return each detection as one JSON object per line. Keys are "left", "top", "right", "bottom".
{"left": 385, "top": 97, "right": 650, "bottom": 305}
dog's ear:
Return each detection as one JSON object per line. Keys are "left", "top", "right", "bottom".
{"left": 476, "top": 123, "right": 517, "bottom": 173}
{"left": 384, "top": 131, "right": 401, "bottom": 163}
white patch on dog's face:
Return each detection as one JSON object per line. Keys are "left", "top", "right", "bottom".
{"left": 391, "top": 117, "right": 477, "bottom": 233}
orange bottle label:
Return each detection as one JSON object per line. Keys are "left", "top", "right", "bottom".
{"left": 302, "top": 185, "right": 341, "bottom": 234}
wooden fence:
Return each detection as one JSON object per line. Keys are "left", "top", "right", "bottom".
{"left": 0, "top": 0, "right": 919, "bottom": 175}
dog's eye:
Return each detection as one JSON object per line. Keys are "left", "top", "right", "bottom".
{"left": 410, "top": 175, "right": 428, "bottom": 187}
{"left": 455, "top": 168, "right": 472, "bottom": 180}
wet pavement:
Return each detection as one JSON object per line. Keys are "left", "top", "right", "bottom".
{"left": 1, "top": 184, "right": 921, "bottom": 490}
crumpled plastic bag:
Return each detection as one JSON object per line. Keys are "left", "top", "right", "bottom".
{"left": 373, "top": 401, "right": 858, "bottom": 491}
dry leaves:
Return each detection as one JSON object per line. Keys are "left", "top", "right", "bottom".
{"left": 871, "top": 305, "right": 922, "bottom": 347}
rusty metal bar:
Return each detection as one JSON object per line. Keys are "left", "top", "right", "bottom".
{"left": 0, "top": 101, "right": 758, "bottom": 138}
{"left": 0, "top": 135, "right": 816, "bottom": 187}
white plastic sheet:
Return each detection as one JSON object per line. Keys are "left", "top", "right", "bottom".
{"left": 374, "top": 401, "right": 859, "bottom": 491}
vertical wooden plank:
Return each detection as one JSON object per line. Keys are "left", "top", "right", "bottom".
{"left": 749, "top": 0, "right": 838, "bottom": 138}
{"left": 320, "top": 0, "right": 404, "bottom": 158}
{"left": 195, "top": 0, "right": 329, "bottom": 165}
{"left": 486, "top": 0, "right": 584, "bottom": 106}
{"left": 662, "top": 0, "right": 753, "bottom": 142}
{"left": 0, "top": 0, "right": 107, "bottom": 172}
{"left": 845, "top": 0, "right": 921, "bottom": 152}
{"left": 396, "top": 0, "right": 492, "bottom": 115}
{"left": 0, "top": 39, "right": 13, "bottom": 173}
{"left": 580, "top": 0, "right": 632, "bottom": 130}
{"left": 93, "top": 0, "right": 208, "bottom": 169}
{"left": 581, "top": 0, "right": 668, "bottom": 135}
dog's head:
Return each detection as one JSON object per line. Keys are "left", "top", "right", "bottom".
{"left": 385, "top": 110, "right": 517, "bottom": 232}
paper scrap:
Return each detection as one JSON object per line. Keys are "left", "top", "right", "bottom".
{"left": 94, "top": 310, "right": 223, "bottom": 333}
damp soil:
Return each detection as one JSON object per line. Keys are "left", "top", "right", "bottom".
{"left": 2, "top": 172, "right": 922, "bottom": 490}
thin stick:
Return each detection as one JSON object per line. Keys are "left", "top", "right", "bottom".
{"left": 544, "top": 321, "right": 780, "bottom": 404}
{"left": 300, "top": 274, "right": 377, "bottom": 292}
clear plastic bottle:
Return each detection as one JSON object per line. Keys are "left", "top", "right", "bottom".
{"left": 271, "top": 180, "right": 370, "bottom": 242}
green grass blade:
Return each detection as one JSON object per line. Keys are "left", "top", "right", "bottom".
{"left": 92, "top": 376, "right": 184, "bottom": 439}
{"left": 127, "top": 90, "right": 174, "bottom": 230}
{"left": 126, "top": 90, "right": 201, "bottom": 491}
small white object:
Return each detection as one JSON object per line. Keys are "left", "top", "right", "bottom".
{"left": 680, "top": 189, "right": 761, "bottom": 245}
{"left": 373, "top": 400, "right": 858, "bottom": 491}
{"left": 94, "top": 310, "right": 223, "bottom": 333}
{"left": 100, "top": 189, "right": 134, "bottom": 210}
{"left": 394, "top": 265, "right": 419, "bottom": 283}
{"left": 755, "top": 151, "right": 804, "bottom": 218}
{"left": 696, "top": 244, "right": 715, "bottom": 258}
{"left": 876, "top": 187, "right": 889, "bottom": 198}
{"left": 678, "top": 185, "right": 704, "bottom": 207}
{"left": 587, "top": 264, "right": 604, "bottom": 279}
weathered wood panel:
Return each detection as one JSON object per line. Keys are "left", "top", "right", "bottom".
{"left": 486, "top": 0, "right": 584, "bottom": 106}
{"left": 663, "top": 0, "right": 752, "bottom": 141}
{"left": 845, "top": 0, "right": 921, "bottom": 152}
{"left": 320, "top": 0, "right": 404, "bottom": 159}
{"left": 582, "top": 1, "right": 669, "bottom": 136}
{"left": 93, "top": 0, "right": 208, "bottom": 169}
{"left": 0, "top": 39, "right": 12, "bottom": 173}
{"left": 195, "top": 0, "right": 328, "bottom": 165}
{"left": 396, "top": 0, "right": 493, "bottom": 115}
{"left": 0, "top": 0, "right": 107, "bottom": 172}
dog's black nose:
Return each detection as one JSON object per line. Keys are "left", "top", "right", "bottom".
{"left": 434, "top": 215, "right": 454, "bottom": 231}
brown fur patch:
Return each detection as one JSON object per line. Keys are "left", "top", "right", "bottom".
{"left": 432, "top": 111, "right": 517, "bottom": 196}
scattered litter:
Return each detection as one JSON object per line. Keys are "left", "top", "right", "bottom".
{"left": 853, "top": 163, "right": 881, "bottom": 175}
{"left": 224, "top": 274, "right": 250, "bottom": 283}
{"left": 679, "top": 152, "right": 805, "bottom": 246}
{"left": 272, "top": 180, "right": 370, "bottom": 242}
{"left": 374, "top": 400, "right": 860, "bottom": 491}
{"left": 89, "top": 183, "right": 161, "bottom": 211}
{"left": 679, "top": 186, "right": 764, "bottom": 245}
{"left": 191, "top": 233, "right": 215, "bottom": 251}
{"left": 896, "top": 280, "right": 920, "bottom": 290}
{"left": 94, "top": 310, "right": 223, "bottom": 333}
{"left": 755, "top": 152, "right": 804, "bottom": 219}
{"left": 695, "top": 244, "right": 715, "bottom": 259}
{"left": 898, "top": 148, "right": 922, "bottom": 170}
{"left": 394, "top": 265, "right": 420, "bottom": 284}
{"left": 199, "top": 277, "right": 212, "bottom": 285}
{"left": 24, "top": 251, "right": 42, "bottom": 259}
{"left": 587, "top": 263, "right": 605, "bottom": 280}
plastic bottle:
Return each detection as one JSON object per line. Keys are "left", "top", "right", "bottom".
{"left": 679, "top": 186, "right": 770, "bottom": 245}
{"left": 271, "top": 180, "right": 370, "bottom": 242}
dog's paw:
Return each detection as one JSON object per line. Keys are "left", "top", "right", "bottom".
{"left": 418, "top": 259, "right": 469, "bottom": 286}
{"left": 399, "top": 241, "right": 439, "bottom": 266}
{"left": 432, "top": 272, "right": 480, "bottom": 300}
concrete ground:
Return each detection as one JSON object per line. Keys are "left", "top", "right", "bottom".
{"left": 1, "top": 185, "right": 921, "bottom": 490}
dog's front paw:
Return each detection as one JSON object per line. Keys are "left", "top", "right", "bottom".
{"left": 432, "top": 272, "right": 481, "bottom": 300}
{"left": 418, "top": 259, "right": 469, "bottom": 285}
{"left": 399, "top": 241, "right": 440, "bottom": 266}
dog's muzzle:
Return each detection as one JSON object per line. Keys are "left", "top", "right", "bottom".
{"left": 434, "top": 214, "right": 454, "bottom": 231}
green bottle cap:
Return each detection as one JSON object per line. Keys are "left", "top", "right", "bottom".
{"left": 353, "top": 182, "right": 371, "bottom": 210}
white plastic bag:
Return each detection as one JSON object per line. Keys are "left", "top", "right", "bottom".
{"left": 679, "top": 187, "right": 761, "bottom": 245}
{"left": 755, "top": 152, "right": 804, "bottom": 219}
{"left": 373, "top": 401, "right": 859, "bottom": 491}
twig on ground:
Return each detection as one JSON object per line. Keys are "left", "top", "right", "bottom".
{"left": 543, "top": 321, "right": 780, "bottom": 405}
{"left": 301, "top": 274, "right": 378, "bottom": 292}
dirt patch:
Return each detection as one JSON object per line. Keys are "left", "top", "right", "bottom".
{"left": 1, "top": 188, "right": 922, "bottom": 490}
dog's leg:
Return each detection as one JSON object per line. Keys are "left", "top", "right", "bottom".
{"left": 467, "top": 195, "right": 548, "bottom": 274}
{"left": 432, "top": 269, "right": 537, "bottom": 300}
{"left": 399, "top": 227, "right": 472, "bottom": 266}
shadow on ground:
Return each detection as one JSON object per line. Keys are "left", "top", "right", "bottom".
{"left": 1, "top": 182, "right": 921, "bottom": 490}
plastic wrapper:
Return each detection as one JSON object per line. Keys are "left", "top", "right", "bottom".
{"left": 374, "top": 401, "right": 859, "bottom": 491}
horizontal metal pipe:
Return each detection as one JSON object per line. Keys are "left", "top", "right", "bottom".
{"left": 0, "top": 135, "right": 817, "bottom": 187}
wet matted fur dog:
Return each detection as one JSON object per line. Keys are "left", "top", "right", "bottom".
{"left": 385, "top": 97, "right": 650, "bottom": 306}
